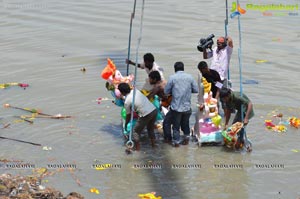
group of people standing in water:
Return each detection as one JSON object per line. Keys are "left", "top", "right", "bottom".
{"left": 118, "top": 36, "right": 254, "bottom": 151}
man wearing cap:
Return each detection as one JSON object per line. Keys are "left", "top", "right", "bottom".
{"left": 203, "top": 36, "right": 233, "bottom": 88}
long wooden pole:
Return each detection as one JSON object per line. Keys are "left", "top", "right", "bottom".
{"left": 0, "top": 136, "right": 41, "bottom": 146}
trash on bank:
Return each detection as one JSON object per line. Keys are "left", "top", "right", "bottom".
{"left": 0, "top": 173, "right": 84, "bottom": 198}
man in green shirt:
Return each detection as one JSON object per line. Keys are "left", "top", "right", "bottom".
{"left": 220, "top": 88, "right": 254, "bottom": 129}
{"left": 220, "top": 88, "right": 254, "bottom": 127}
{"left": 220, "top": 88, "right": 254, "bottom": 151}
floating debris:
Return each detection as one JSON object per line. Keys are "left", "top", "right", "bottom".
{"left": 80, "top": 67, "right": 86, "bottom": 72}
{"left": 22, "top": 114, "right": 72, "bottom": 119}
{"left": 265, "top": 113, "right": 300, "bottom": 132}
{"left": 265, "top": 120, "right": 287, "bottom": 133}
{"left": 0, "top": 173, "right": 84, "bottom": 198}
{"left": 138, "top": 192, "right": 162, "bottom": 199}
{"left": 66, "top": 192, "right": 84, "bottom": 199}
{"left": 289, "top": 117, "right": 300, "bottom": 128}
{"left": 242, "top": 79, "right": 259, "bottom": 84}
{"left": 0, "top": 82, "right": 29, "bottom": 89}
{"left": 4, "top": 104, "right": 46, "bottom": 115}
{"left": 272, "top": 38, "right": 282, "bottom": 42}
{"left": 33, "top": 167, "right": 48, "bottom": 176}
{"left": 17, "top": 115, "right": 34, "bottom": 124}
{"left": 255, "top": 60, "right": 268, "bottom": 63}
{"left": 96, "top": 97, "right": 114, "bottom": 104}
{"left": 4, "top": 104, "right": 72, "bottom": 121}
{"left": 42, "top": 146, "right": 52, "bottom": 151}
{"left": 89, "top": 188, "right": 100, "bottom": 194}
{"left": 1, "top": 123, "right": 11, "bottom": 129}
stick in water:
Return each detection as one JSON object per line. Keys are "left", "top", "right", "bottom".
{"left": 14, "top": 116, "right": 34, "bottom": 124}
{"left": 27, "top": 114, "right": 72, "bottom": 119}
{"left": 1, "top": 123, "right": 11, "bottom": 129}
{"left": 0, "top": 136, "right": 41, "bottom": 146}
{"left": 4, "top": 104, "right": 52, "bottom": 116}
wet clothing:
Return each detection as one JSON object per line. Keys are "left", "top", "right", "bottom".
{"left": 171, "top": 108, "right": 192, "bottom": 143}
{"left": 225, "top": 91, "right": 254, "bottom": 124}
{"left": 124, "top": 89, "right": 156, "bottom": 117}
{"left": 164, "top": 70, "right": 198, "bottom": 144}
{"left": 124, "top": 89, "right": 157, "bottom": 142}
{"left": 132, "top": 109, "right": 158, "bottom": 141}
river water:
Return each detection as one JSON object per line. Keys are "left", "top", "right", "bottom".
{"left": 0, "top": 0, "right": 300, "bottom": 198}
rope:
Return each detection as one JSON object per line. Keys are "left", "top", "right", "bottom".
{"left": 224, "top": 0, "right": 228, "bottom": 38}
{"left": 236, "top": 0, "right": 251, "bottom": 151}
{"left": 225, "top": 0, "right": 230, "bottom": 86}
{"left": 126, "top": 0, "right": 146, "bottom": 149}
{"left": 237, "top": 0, "right": 244, "bottom": 135}
{"left": 126, "top": 0, "right": 137, "bottom": 76}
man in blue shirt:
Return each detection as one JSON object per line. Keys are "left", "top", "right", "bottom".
{"left": 163, "top": 62, "right": 198, "bottom": 146}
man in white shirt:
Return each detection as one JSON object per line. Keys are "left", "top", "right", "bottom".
{"left": 203, "top": 36, "right": 233, "bottom": 87}
{"left": 118, "top": 83, "right": 157, "bottom": 151}
{"left": 126, "top": 53, "right": 164, "bottom": 91}
{"left": 193, "top": 69, "right": 204, "bottom": 138}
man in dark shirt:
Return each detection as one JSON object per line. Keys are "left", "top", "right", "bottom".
{"left": 197, "top": 61, "right": 221, "bottom": 98}
{"left": 220, "top": 88, "right": 254, "bottom": 151}
{"left": 220, "top": 88, "right": 254, "bottom": 128}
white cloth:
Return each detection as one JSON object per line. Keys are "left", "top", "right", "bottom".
{"left": 140, "top": 62, "right": 164, "bottom": 79}
{"left": 140, "top": 62, "right": 164, "bottom": 90}
{"left": 207, "top": 46, "right": 233, "bottom": 81}
{"left": 124, "top": 89, "right": 156, "bottom": 117}
{"left": 194, "top": 71, "right": 205, "bottom": 135}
